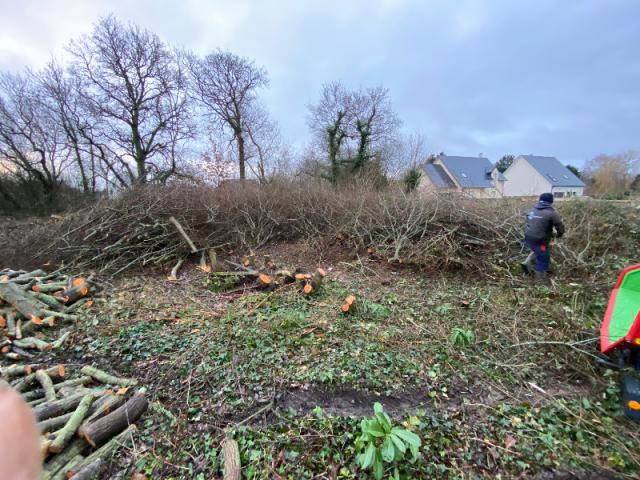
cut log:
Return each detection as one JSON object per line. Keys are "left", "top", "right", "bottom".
{"left": 30, "top": 291, "right": 64, "bottom": 310}
{"left": 198, "top": 250, "right": 212, "bottom": 273}
{"left": 0, "top": 363, "right": 33, "bottom": 378}
{"left": 275, "top": 270, "right": 295, "bottom": 284}
{"left": 68, "top": 425, "right": 136, "bottom": 478}
{"left": 6, "top": 309, "right": 16, "bottom": 337}
{"left": 62, "top": 285, "right": 89, "bottom": 304}
{"left": 33, "top": 392, "right": 85, "bottom": 422}
{"left": 0, "top": 314, "right": 5, "bottom": 328}
{"left": 80, "top": 366, "right": 138, "bottom": 387}
{"left": 78, "top": 389, "right": 147, "bottom": 447}
{"left": 294, "top": 273, "right": 312, "bottom": 281}
{"left": 68, "top": 459, "right": 103, "bottom": 480}
{"left": 342, "top": 295, "right": 356, "bottom": 314}
{"left": 167, "top": 258, "right": 184, "bottom": 281}
{"left": 308, "top": 268, "right": 326, "bottom": 292}
{"left": 0, "top": 281, "right": 45, "bottom": 321}
{"left": 169, "top": 216, "right": 198, "bottom": 253}
{"left": 303, "top": 283, "right": 313, "bottom": 295}
{"left": 42, "top": 310, "right": 78, "bottom": 321}
{"left": 66, "top": 298, "right": 89, "bottom": 312}
{"left": 12, "top": 269, "right": 46, "bottom": 284}
{"left": 49, "top": 454, "right": 85, "bottom": 480}
{"left": 13, "top": 365, "right": 65, "bottom": 393}
{"left": 14, "top": 337, "right": 53, "bottom": 352}
{"left": 71, "top": 277, "right": 86, "bottom": 288}
{"left": 41, "top": 438, "right": 85, "bottom": 480}
{"left": 258, "top": 274, "right": 272, "bottom": 288}
{"left": 52, "top": 331, "right": 71, "bottom": 350}
{"left": 32, "top": 282, "right": 67, "bottom": 294}
{"left": 49, "top": 393, "right": 94, "bottom": 453}
{"left": 22, "top": 373, "right": 85, "bottom": 402}
{"left": 83, "top": 394, "right": 126, "bottom": 425}
{"left": 242, "top": 254, "right": 256, "bottom": 268}
{"left": 38, "top": 412, "right": 73, "bottom": 433}
{"left": 221, "top": 438, "right": 241, "bottom": 480}
{"left": 35, "top": 369, "right": 57, "bottom": 401}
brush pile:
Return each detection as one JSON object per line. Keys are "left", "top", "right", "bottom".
{"left": 13, "top": 182, "right": 638, "bottom": 280}
{"left": 1, "top": 363, "right": 147, "bottom": 479}
{"left": 0, "top": 269, "right": 94, "bottom": 360}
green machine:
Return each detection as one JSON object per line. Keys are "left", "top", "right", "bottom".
{"left": 600, "top": 264, "right": 640, "bottom": 419}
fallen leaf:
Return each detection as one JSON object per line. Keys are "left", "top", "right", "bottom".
{"left": 505, "top": 435, "right": 517, "bottom": 449}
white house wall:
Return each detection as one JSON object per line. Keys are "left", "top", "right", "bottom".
{"left": 550, "top": 186, "right": 585, "bottom": 198}
{"left": 503, "top": 157, "right": 553, "bottom": 196}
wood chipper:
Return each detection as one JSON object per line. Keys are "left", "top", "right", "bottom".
{"left": 599, "top": 264, "right": 640, "bottom": 419}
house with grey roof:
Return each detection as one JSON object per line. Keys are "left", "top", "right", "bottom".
{"left": 503, "top": 155, "right": 585, "bottom": 198}
{"left": 417, "top": 155, "right": 506, "bottom": 198}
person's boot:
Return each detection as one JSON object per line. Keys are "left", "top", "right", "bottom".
{"left": 521, "top": 252, "right": 535, "bottom": 275}
{"left": 535, "top": 270, "right": 550, "bottom": 285}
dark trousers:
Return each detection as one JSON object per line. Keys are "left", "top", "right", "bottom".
{"left": 525, "top": 239, "right": 550, "bottom": 272}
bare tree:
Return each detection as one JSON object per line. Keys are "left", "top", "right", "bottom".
{"left": 583, "top": 151, "right": 640, "bottom": 197}
{"left": 307, "top": 82, "right": 400, "bottom": 184}
{"left": 244, "top": 102, "right": 284, "bottom": 182}
{"left": 307, "top": 82, "right": 352, "bottom": 184}
{"left": 0, "top": 72, "right": 72, "bottom": 207}
{"left": 69, "top": 16, "right": 192, "bottom": 186}
{"left": 38, "top": 61, "right": 103, "bottom": 194}
{"left": 350, "top": 86, "right": 400, "bottom": 173}
{"left": 188, "top": 50, "right": 268, "bottom": 181}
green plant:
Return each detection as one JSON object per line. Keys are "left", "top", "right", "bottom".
{"left": 355, "top": 402, "right": 421, "bottom": 479}
{"left": 450, "top": 327, "right": 475, "bottom": 346}
{"left": 403, "top": 168, "right": 422, "bottom": 192}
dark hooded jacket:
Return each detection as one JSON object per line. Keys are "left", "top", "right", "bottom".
{"left": 524, "top": 200, "right": 565, "bottom": 244}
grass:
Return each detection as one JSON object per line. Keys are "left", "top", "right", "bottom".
{"left": 77, "top": 252, "right": 640, "bottom": 479}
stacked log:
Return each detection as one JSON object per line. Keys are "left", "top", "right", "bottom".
{"left": 0, "top": 269, "right": 94, "bottom": 360}
{"left": 1, "top": 363, "right": 147, "bottom": 480}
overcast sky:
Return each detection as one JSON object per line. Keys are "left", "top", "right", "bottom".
{"left": 1, "top": 0, "right": 638, "bottom": 166}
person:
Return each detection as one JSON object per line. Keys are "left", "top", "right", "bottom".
{"left": 521, "top": 192, "right": 565, "bottom": 283}
{"left": 0, "top": 383, "right": 41, "bottom": 479}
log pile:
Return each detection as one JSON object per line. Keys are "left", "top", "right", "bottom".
{"left": 210, "top": 254, "right": 327, "bottom": 295}
{"left": 0, "top": 269, "right": 94, "bottom": 361}
{"left": 1, "top": 363, "right": 147, "bottom": 479}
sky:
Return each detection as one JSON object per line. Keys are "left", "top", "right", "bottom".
{"left": 0, "top": 0, "right": 638, "bottom": 166}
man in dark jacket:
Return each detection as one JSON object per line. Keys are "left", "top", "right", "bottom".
{"left": 521, "top": 192, "right": 565, "bottom": 282}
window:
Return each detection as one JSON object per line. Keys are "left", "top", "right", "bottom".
{"left": 554, "top": 191, "right": 565, "bottom": 198}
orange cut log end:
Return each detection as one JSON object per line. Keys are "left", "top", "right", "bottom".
{"left": 316, "top": 268, "right": 327, "bottom": 277}
{"left": 345, "top": 295, "right": 356, "bottom": 306}
{"left": 258, "top": 274, "right": 272, "bottom": 286}
{"left": 341, "top": 304, "right": 350, "bottom": 313}
{"left": 31, "top": 316, "right": 43, "bottom": 326}
{"left": 71, "top": 277, "right": 86, "bottom": 288}
{"left": 0, "top": 315, "right": 6, "bottom": 328}
{"left": 303, "top": 284, "right": 313, "bottom": 294}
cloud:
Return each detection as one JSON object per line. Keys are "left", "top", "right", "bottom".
{"left": 0, "top": 0, "right": 638, "bottom": 165}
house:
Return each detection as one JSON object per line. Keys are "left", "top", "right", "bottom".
{"left": 503, "top": 155, "right": 585, "bottom": 198}
{"left": 417, "top": 155, "right": 506, "bottom": 198}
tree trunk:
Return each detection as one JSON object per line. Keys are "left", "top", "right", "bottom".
{"left": 221, "top": 438, "right": 241, "bottom": 480}
{"left": 0, "top": 282, "right": 46, "bottom": 321}
{"left": 237, "top": 130, "right": 246, "bottom": 181}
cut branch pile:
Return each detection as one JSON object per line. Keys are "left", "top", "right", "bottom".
{"left": 210, "top": 253, "right": 327, "bottom": 295}
{"left": 0, "top": 363, "right": 147, "bottom": 480}
{"left": 0, "top": 269, "right": 95, "bottom": 360}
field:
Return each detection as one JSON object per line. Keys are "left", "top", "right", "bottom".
{"left": 2, "top": 189, "right": 640, "bottom": 479}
